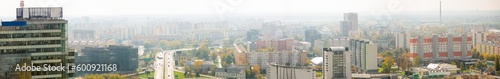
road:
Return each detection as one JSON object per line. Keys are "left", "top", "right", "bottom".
{"left": 154, "top": 52, "right": 165, "bottom": 79}
{"left": 154, "top": 47, "right": 222, "bottom": 79}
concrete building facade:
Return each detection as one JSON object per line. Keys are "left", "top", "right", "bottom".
{"left": 408, "top": 34, "right": 472, "bottom": 62}
{"left": 0, "top": 7, "right": 75, "bottom": 79}
{"left": 215, "top": 67, "right": 245, "bottom": 79}
{"left": 323, "top": 47, "right": 351, "bottom": 79}
{"left": 329, "top": 38, "right": 378, "bottom": 73}
{"left": 266, "top": 64, "right": 314, "bottom": 79}
{"left": 247, "top": 50, "right": 307, "bottom": 69}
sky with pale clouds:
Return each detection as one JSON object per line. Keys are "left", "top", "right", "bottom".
{"left": 0, "top": 0, "right": 499, "bottom": 17}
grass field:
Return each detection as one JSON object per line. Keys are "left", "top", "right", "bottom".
{"left": 173, "top": 71, "right": 185, "bottom": 79}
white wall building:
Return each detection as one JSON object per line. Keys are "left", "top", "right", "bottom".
{"left": 329, "top": 38, "right": 378, "bottom": 73}
{"left": 266, "top": 64, "right": 315, "bottom": 79}
{"left": 323, "top": 47, "right": 351, "bottom": 79}
{"left": 247, "top": 50, "right": 306, "bottom": 69}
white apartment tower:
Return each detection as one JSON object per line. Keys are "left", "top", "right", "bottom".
{"left": 323, "top": 47, "right": 351, "bottom": 79}
{"left": 329, "top": 38, "right": 378, "bottom": 73}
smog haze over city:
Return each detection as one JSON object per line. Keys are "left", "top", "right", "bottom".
{"left": 0, "top": 0, "right": 499, "bottom": 79}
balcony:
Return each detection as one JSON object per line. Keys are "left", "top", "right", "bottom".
{"left": 31, "top": 52, "right": 65, "bottom": 56}
{"left": 0, "top": 29, "right": 61, "bottom": 34}
{"left": 0, "top": 44, "right": 61, "bottom": 50}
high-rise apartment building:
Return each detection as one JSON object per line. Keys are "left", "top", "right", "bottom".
{"left": 0, "top": 7, "right": 75, "bottom": 78}
{"left": 339, "top": 12, "right": 358, "bottom": 37}
{"left": 255, "top": 38, "right": 294, "bottom": 52}
{"left": 323, "top": 47, "right": 351, "bottom": 79}
{"left": 395, "top": 32, "right": 411, "bottom": 49}
{"left": 339, "top": 21, "right": 352, "bottom": 37}
{"left": 408, "top": 34, "right": 472, "bottom": 62}
{"left": 475, "top": 42, "right": 500, "bottom": 55}
{"left": 344, "top": 12, "right": 358, "bottom": 31}
{"left": 329, "top": 38, "right": 378, "bottom": 73}
{"left": 72, "top": 30, "right": 95, "bottom": 40}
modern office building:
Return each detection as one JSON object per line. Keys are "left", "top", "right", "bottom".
{"left": 408, "top": 34, "right": 472, "bottom": 63}
{"left": 77, "top": 45, "right": 138, "bottom": 75}
{"left": 323, "top": 47, "right": 351, "bottom": 79}
{"left": 266, "top": 64, "right": 314, "bottom": 79}
{"left": 329, "top": 38, "right": 378, "bottom": 73}
{"left": 0, "top": 7, "right": 75, "bottom": 78}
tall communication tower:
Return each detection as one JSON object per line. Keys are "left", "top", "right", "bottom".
{"left": 440, "top": 1, "right": 442, "bottom": 23}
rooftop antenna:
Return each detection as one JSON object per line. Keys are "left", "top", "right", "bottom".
{"left": 20, "top": 0, "right": 24, "bottom": 8}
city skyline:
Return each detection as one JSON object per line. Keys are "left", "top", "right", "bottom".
{"left": 0, "top": 0, "right": 499, "bottom": 17}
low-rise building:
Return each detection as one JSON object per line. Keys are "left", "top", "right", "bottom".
{"left": 266, "top": 64, "right": 314, "bottom": 79}
{"left": 411, "top": 63, "right": 460, "bottom": 77}
{"left": 234, "top": 43, "right": 308, "bottom": 68}
{"left": 247, "top": 50, "right": 308, "bottom": 68}
{"left": 214, "top": 67, "right": 245, "bottom": 79}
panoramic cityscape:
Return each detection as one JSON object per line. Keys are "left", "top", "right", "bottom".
{"left": 0, "top": 0, "right": 499, "bottom": 79}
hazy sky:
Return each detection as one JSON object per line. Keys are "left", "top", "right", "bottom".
{"left": 0, "top": 0, "right": 499, "bottom": 17}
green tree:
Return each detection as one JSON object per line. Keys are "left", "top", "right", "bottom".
{"left": 144, "top": 40, "right": 154, "bottom": 48}
{"left": 475, "top": 60, "right": 485, "bottom": 70}
{"left": 252, "top": 65, "right": 261, "bottom": 77}
{"left": 196, "top": 72, "right": 200, "bottom": 77}
{"left": 379, "top": 57, "right": 394, "bottom": 73}
{"left": 413, "top": 56, "right": 422, "bottom": 67}
{"left": 469, "top": 66, "right": 475, "bottom": 70}
{"left": 398, "top": 53, "right": 410, "bottom": 71}
{"left": 451, "top": 61, "right": 457, "bottom": 65}
{"left": 383, "top": 50, "right": 394, "bottom": 57}
{"left": 193, "top": 60, "right": 204, "bottom": 71}
{"left": 496, "top": 55, "right": 500, "bottom": 71}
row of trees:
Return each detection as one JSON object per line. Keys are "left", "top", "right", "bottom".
{"left": 378, "top": 48, "right": 423, "bottom": 73}
{"left": 470, "top": 49, "right": 500, "bottom": 74}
